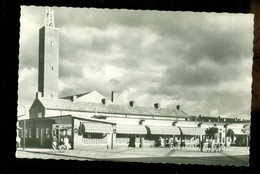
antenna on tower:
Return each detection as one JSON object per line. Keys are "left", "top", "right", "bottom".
{"left": 44, "top": 7, "right": 55, "bottom": 27}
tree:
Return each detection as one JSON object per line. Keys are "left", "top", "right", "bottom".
{"left": 241, "top": 124, "right": 250, "bottom": 135}
{"left": 205, "top": 127, "right": 218, "bottom": 139}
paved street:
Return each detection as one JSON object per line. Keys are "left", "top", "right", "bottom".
{"left": 16, "top": 147, "right": 249, "bottom": 166}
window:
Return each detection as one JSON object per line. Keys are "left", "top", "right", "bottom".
{"left": 50, "top": 66, "right": 54, "bottom": 71}
{"left": 29, "top": 128, "right": 32, "bottom": 138}
{"left": 36, "top": 128, "right": 40, "bottom": 138}
{"left": 38, "top": 112, "right": 42, "bottom": 118}
{"left": 49, "top": 94, "right": 53, "bottom": 98}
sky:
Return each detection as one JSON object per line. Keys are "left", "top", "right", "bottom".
{"left": 18, "top": 6, "right": 254, "bottom": 119}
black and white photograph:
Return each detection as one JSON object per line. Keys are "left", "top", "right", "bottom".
{"left": 16, "top": 6, "right": 253, "bottom": 166}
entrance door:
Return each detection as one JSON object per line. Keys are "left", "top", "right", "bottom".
{"left": 52, "top": 124, "right": 72, "bottom": 146}
{"left": 40, "top": 128, "right": 45, "bottom": 147}
{"left": 129, "top": 135, "right": 136, "bottom": 147}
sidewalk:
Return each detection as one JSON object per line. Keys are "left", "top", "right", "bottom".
{"left": 16, "top": 146, "right": 250, "bottom": 165}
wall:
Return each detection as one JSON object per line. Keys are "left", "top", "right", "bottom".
{"left": 19, "top": 119, "right": 54, "bottom": 148}
{"left": 29, "top": 99, "right": 45, "bottom": 119}
{"left": 45, "top": 109, "right": 94, "bottom": 118}
{"left": 38, "top": 26, "right": 59, "bottom": 99}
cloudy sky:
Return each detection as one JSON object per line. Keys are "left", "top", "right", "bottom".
{"left": 18, "top": 6, "right": 254, "bottom": 119}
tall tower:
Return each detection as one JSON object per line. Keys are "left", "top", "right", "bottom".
{"left": 38, "top": 8, "right": 59, "bottom": 99}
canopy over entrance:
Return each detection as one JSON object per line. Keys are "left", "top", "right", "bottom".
{"left": 82, "top": 122, "right": 113, "bottom": 133}
{"left": 116, "top": 125, "right": 147, "bottom": 134}
{"left": 179, "top": 127, "right": 206, "bottom": 135}
{"left": 146, "top": 126, "right": 180, "bottom": 135}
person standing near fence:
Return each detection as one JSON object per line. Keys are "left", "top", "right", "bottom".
{"left": 52, "top": 134, "right": 57, "bottom": 153}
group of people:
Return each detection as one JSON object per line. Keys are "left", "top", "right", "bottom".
{"left": 52, "top": 135, "right": 71, "bottom": 153}
{"left": 204, "top": 139, "right": 223, "bottom": 152}
{"left": 154, "top": 137, "right": 179, "bottom": 148}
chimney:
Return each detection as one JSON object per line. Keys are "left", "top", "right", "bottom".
{"left": 111, "top": 91, "right": 116, "bottom": 103}
{"left": 154, "top": 103, "right": 160, "bottom": 109}
{"left": 36, "top": 92, "right": 42, "bottom": 99}
{"left": 129, "top": 101, "right": 135, "bottom": 107}
{"left": 218, "top": 116, "right": 221, "bottom": 122}
{"left": 102, "top": 98, "right": 107, "bottom": 105}
{"left": 176, "top": 105, "right": 181, "bottom": 110}
{"left": 72, "top": 95, "right": 77, "bottom": 102}
{"left": 235, "top": 117, "right": 237, "bottom": 122}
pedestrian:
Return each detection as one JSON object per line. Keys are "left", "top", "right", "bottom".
{"left": 207, "top": 139, "right": 212, "bottom": 152}
{"left": 200, "top": 140, "right": 204, "bottom": 152}
{"left": 211, "top": 140, "right": 215, "bottom": 152}
{"left": 64, "top": 136, "right": 71, "bottom": 153}
{"left": 219, "top": 142, "right": 223, "bottom": 152}
{"left": 160, "top": 137, "right": 164, "bottom": 147}
{"left": 52, "top": 134, "right": 57, "bottom": 153}
{"left": 169, "top": 137, "right": 174, "bottom": 149}
{"left": 16, "top": 136, "right": 21, "bottom": 149}
{"left": 58, "top": 138, "right": 65, "bottom": 153}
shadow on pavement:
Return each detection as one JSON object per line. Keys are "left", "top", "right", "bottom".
{"left": 109, "top": 155, "right": 249, "bottom": 166}
{"left": 17, "top": 150, "right": 249, "bottom": 166}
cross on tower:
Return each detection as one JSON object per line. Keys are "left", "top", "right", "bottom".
{"left": 44, "top": 7, "right": 55, "bottom": 27}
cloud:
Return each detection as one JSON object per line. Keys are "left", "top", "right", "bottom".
{"left": 18, "top": 6, "right": 253, "bottom": 118}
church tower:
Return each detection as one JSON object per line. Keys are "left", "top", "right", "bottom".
{"left": 38, "top": 8, "right": 59, "bottom": 99}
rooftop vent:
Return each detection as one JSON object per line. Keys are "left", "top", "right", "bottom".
{"left": 176, "top": 105, "right": 181, "bottom": 110}
{"left": 111, "top": 91, "right": 116, "bottom": 103}
{"left": 72, "top": 95, "right": 77, "bottom": 102}
{"left": 36, "top": 92, "right": 42, "bottom": 99}
{"left": 102, "top": 98, "right": 107, "bottom": 105}
{"left": 129, "top": 101, "right": 135, "bottom": 107}
{"left": 154, "top": 103, "right": 160, "bottom": 109}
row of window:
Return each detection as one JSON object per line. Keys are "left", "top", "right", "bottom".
{"left": 21, "top": 128, "right": 50, "bottom": 138}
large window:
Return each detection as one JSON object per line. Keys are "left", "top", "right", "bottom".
{"left": 36, "top": 128, "right": 40, "bottom": 138}
{"left": 83, "top": 132, "right": 106, "bottom": 139}
{"left": 28, "top": 128, "right": 32, "bottom": 138}
{"left": 46, "top": 128, "right": 50, "bottom": 139}
{"left": 24, "top": 128, "right": 28, "bottom": 138}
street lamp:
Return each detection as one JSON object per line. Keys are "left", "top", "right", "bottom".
{"left": 18, "top": 104, "right": 26, "bottom": 151}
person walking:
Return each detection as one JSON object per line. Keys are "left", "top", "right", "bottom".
{"left": 207, "top": 139, "right": 212, "bottom": 152}
{"left": 200, "top": 140, "right": 204, "bottom": 152}
{"left": 52, "top": 134, "right": 57, "bottom": 153}
{"left": 64, "top": 136, "right": 71, "bottom": 153}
